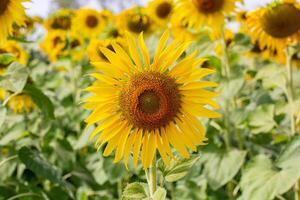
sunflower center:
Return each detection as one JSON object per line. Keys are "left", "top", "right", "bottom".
{"left": 51, "top": 17, "right": 71, "bottom": 30}
{"left": 108, "top": 28, "right": 119, "bottom": 38}
{"left": 70, "top": 39, "right": 80, "bottom": 49}
{"left": 138, "top": 90, "right": 160, "bottom": 114}
{"left": 192, "top": 0, "right": 224, "bottom": 13}
{"left": 0, "top": 0, "right": 9, "bottom": 15}
{"left": 127, "top": 14, "right": 150, "bottom": 33}
{"left": 261, "top": 4, "right": 300, "bottom": 38}
{"left": 53, "top": 36, "right": 63, "bottom": 47}
{"left": 86, "top": 15, "right": 99, "bottom": 28}
{"left": 156, "top": 2, "right": 172, "bottom": 18}
{"left": 120, "top": 72, "right": 181, "bottom": 130}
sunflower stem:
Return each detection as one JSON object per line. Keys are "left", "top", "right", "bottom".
{"left": 147, "top": 154, "right": 157, "bottom": 197}
{"left": 221, "top": 28, "right": 232, "bottom": 150}
{"left": 285, "top": 48, "right": 296, "bottom": 136}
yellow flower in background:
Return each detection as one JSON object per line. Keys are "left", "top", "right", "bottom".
{"left": 246, "top": 0, "right": 300, "bottom": 52}
{"left": 66, "top": 31, "right": 86, "bottom": 62}
{"left": 0, "top": 88, "right": 6, "bottom": 100}
{"left": 0, "top": 0, "right": 27, "bottom": 44}
{"left": 235, "top": 9, "right": 248, "bottom": 32}
{"left": 84, "top": 31, "right": 220, "bottom": 169}
{"left": 101, "top": 24, "right": 126, "bottom": 47}
{"left": 44, "top": 9, "right": 74, "bottom": 32}
{"left": 147, "top": 0, "right": 174, "bottom": 27}
{"left": 174, "top": 0, "right": 237, "bottom": 33}
{"left": 73, "top": 8, "right": 104, "bottom": 38}
{"left": 0, "top": 40, "right": 28, "bottom": 65}
{"left": 170, "top": 17, "right": 199, "bottom": 42}
{"left": 40, "top": 30, "right": 67, "bottom": 62}
{"left": 117, "top": 7, "right": 155, "bottom": 35}
{"left": 8, "top": 94, "right": 35, "bottom": 113}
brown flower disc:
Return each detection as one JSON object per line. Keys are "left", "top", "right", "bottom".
{"left": 119, "top": 72, "right": 181, "bottom": 130}
{"left": 261, "top": 4, "right": 300, "bottom": 38}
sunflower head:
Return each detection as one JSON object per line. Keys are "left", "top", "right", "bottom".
{"left": 261, "top": 3, "right": 300, "bottom": 38}
{"left": 45, "top": 9, "right": 74, "bottom": 31}
{"left": 73, "top": 8, "right": 104, "bottom": 38}
{"left": 192, "top": 0, "right": 224, "bottom": 13}
{"left": 87, "top": 39, "right": 115, "bottom": 62}
{"left": 84, "top": 31, "right": 220, "bottom": 168}
{"left": 0, "top": 0, "right": 27, "bottom": 44}
{"left": 148, "top": 0, "right": 173, "bottom": 26}
{"left": 0, "top": 40, "right": 28, "bottom": 65}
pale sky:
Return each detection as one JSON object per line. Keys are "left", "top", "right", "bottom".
{"left": 24, "top": 0, "right": 276, "bottom": 18}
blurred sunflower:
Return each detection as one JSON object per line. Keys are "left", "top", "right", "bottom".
{"left": 174, "top": 0, "right": 237, "bottom": 33}
{"left": 0, "top": 40, "right": 28, "bottom": 65}
{"left": 235, "top": 9, "right": 248, "bottom": 32}
{"left": 8, "top": 94, "right": 35, "bottom": 113}
{"left": 73, "top": 8, "right": 104, "bottom": 38}
{"left": 44, "top": 9, "right": 74, "bottom": 32}
{"left": 0, "top": 88, "right": 6, "bottom": 100}
{"left": 84, "top": 31, "right": 220, "bottom": 168}
{"left": 0, "top": 0, "right": 27, "bottom": 44}
{"left": 170, "top": 17, "right": 199, "bottom": 42}
{"left": 40, "top": 30, "right": 67, "bottom": 62}
{"left": 66, "top": 31, "right": 85, "bottom": 62}
{"left": 246, "top": 0, "right": 300, "bottom": 52}
{"left": 147, "top": 0, "right": 174, "bottom": 26}
{"left": 101, "top": 24, "right": 126, "bottom": 47}
{"left": 117, "top": 7, "right": 155, "bottom": 35}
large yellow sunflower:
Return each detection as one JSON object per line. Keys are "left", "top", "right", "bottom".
{"left": 246, "top": 0, "right": 300, "bottom": 52}
{"left": 147, "top": 0, "right": 174, "bottom": 27}
{"left": 0, "top": 0, "right": 27, "bottom": 44}
{"left": 73, "top": 8, "right": 104, "bottom": 38}
{"left": 174, "top": 0, "right": 237, "bottom": 32}
{"left": 84, "top": 31, "right": 220, "bottom": 169}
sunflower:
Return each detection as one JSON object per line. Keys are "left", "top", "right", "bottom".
{"left": 117, "top": 7, "right": 155, "bottom": 35}
{"left": 40, "top": 30, "right": 67, "bottom": 62}
{"left": 246, "top": 0, "right": 300, "bottom": 52}
{"left": 7, "top": 93, "right": 35, "bottom": 113}
{"left": 84, "top": 31, "right": 220, "bottom": 169}
{"left": 0, "top": 0, "right": 27, "bottom": 44}
{"left": 0, "top": 40, "right": 28, "bottom": 65}
{"left": 87, "top": 39, "right": 114, "bottom": 62}
{"left": 170, "top": 17, "right": 199, "bottom": 42}
{"left": 44, "top": 9, "right": 74, "bottom": 32}
{"left": 147, "top": 0, "right": 174, "bottom": 26}
{"left": 73, "top": 8, "right": 104, "bottom": 38}
{"left": 101, "top": 24, "right": 126, "bottom": 47}
{"left": 0, "top": 88, "right": 6, "bottom": 100}
{"left": 174, "top": 0, "right": 237, "bottom": 33}
{"left": 65, "top": 31, "right": 85, "bottom": 62}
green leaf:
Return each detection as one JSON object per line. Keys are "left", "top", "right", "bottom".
{"left": 255, "top": 65, "right": 286, "bottom": 90}
{"left": 200, "top": 149, "right": 246, "bottom": 190}
{"left": 122, "top": 182, "right": 148, "bottom": 200}
{"left": 0, "top": 54, "right": 15, "bottom": 65}
{"left": 153, "top": 187, "right": 166, "bottom": 200}
{"left": 18, "top": 147, "right": 64, "bottom": 184}
{"left": 0, "top": 63, "right": 28, "bottom": 93}
{"left": 0, "top": 105, "right": 6, "bottom": 129}
{"left": 239, "top": 135, "right": 300, "bottom": 200}
{"left": 248, "top": 104, "right": 276, "bottom": 134}
{"left": 23, "top": 84, "right": 55, "bottom": 119}
{"left": 221, "top": 78, "right": 245, "bottom": 100}
{"left": 164, "top": 156, "right": 200, "bottom": 182}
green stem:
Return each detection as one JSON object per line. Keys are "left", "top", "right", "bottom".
{"left": 285, "top": 48, "right": 296, "bottom": 136}
{"left": 146, "top": 155, "right": 157, "bottom": 197}
{"left": 7, "top": 193, "right": 41, "bottom": 200}
{"left": 295, "top": 180, "right": 300, "bottom": 200}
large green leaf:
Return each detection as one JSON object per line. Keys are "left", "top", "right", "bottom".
{"left": 23, "top": 84, "right": 55, "bottom": 119}
{"left": 0, "top": 63, "right": 28, "bottom": 93}
{"left": 153, "top": 187, "right": 166, "bottom": 200}
{"left": 200, "top": 149, "right": 246, "bottom": 190}
{"left": 239, "top": 135, "right": 300, "bottom": 200}
{"left": 18, "top": 146, "right": 65, "bottom": 185}
{"left": 164, "top": 156, "right": 200, "bottom": 182}
{"left": 248, "top": 104, "right": 276, "bottom": 134}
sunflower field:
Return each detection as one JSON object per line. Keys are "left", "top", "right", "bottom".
{"left": 1, "top": 0, "right": 300, "bottom": 199}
